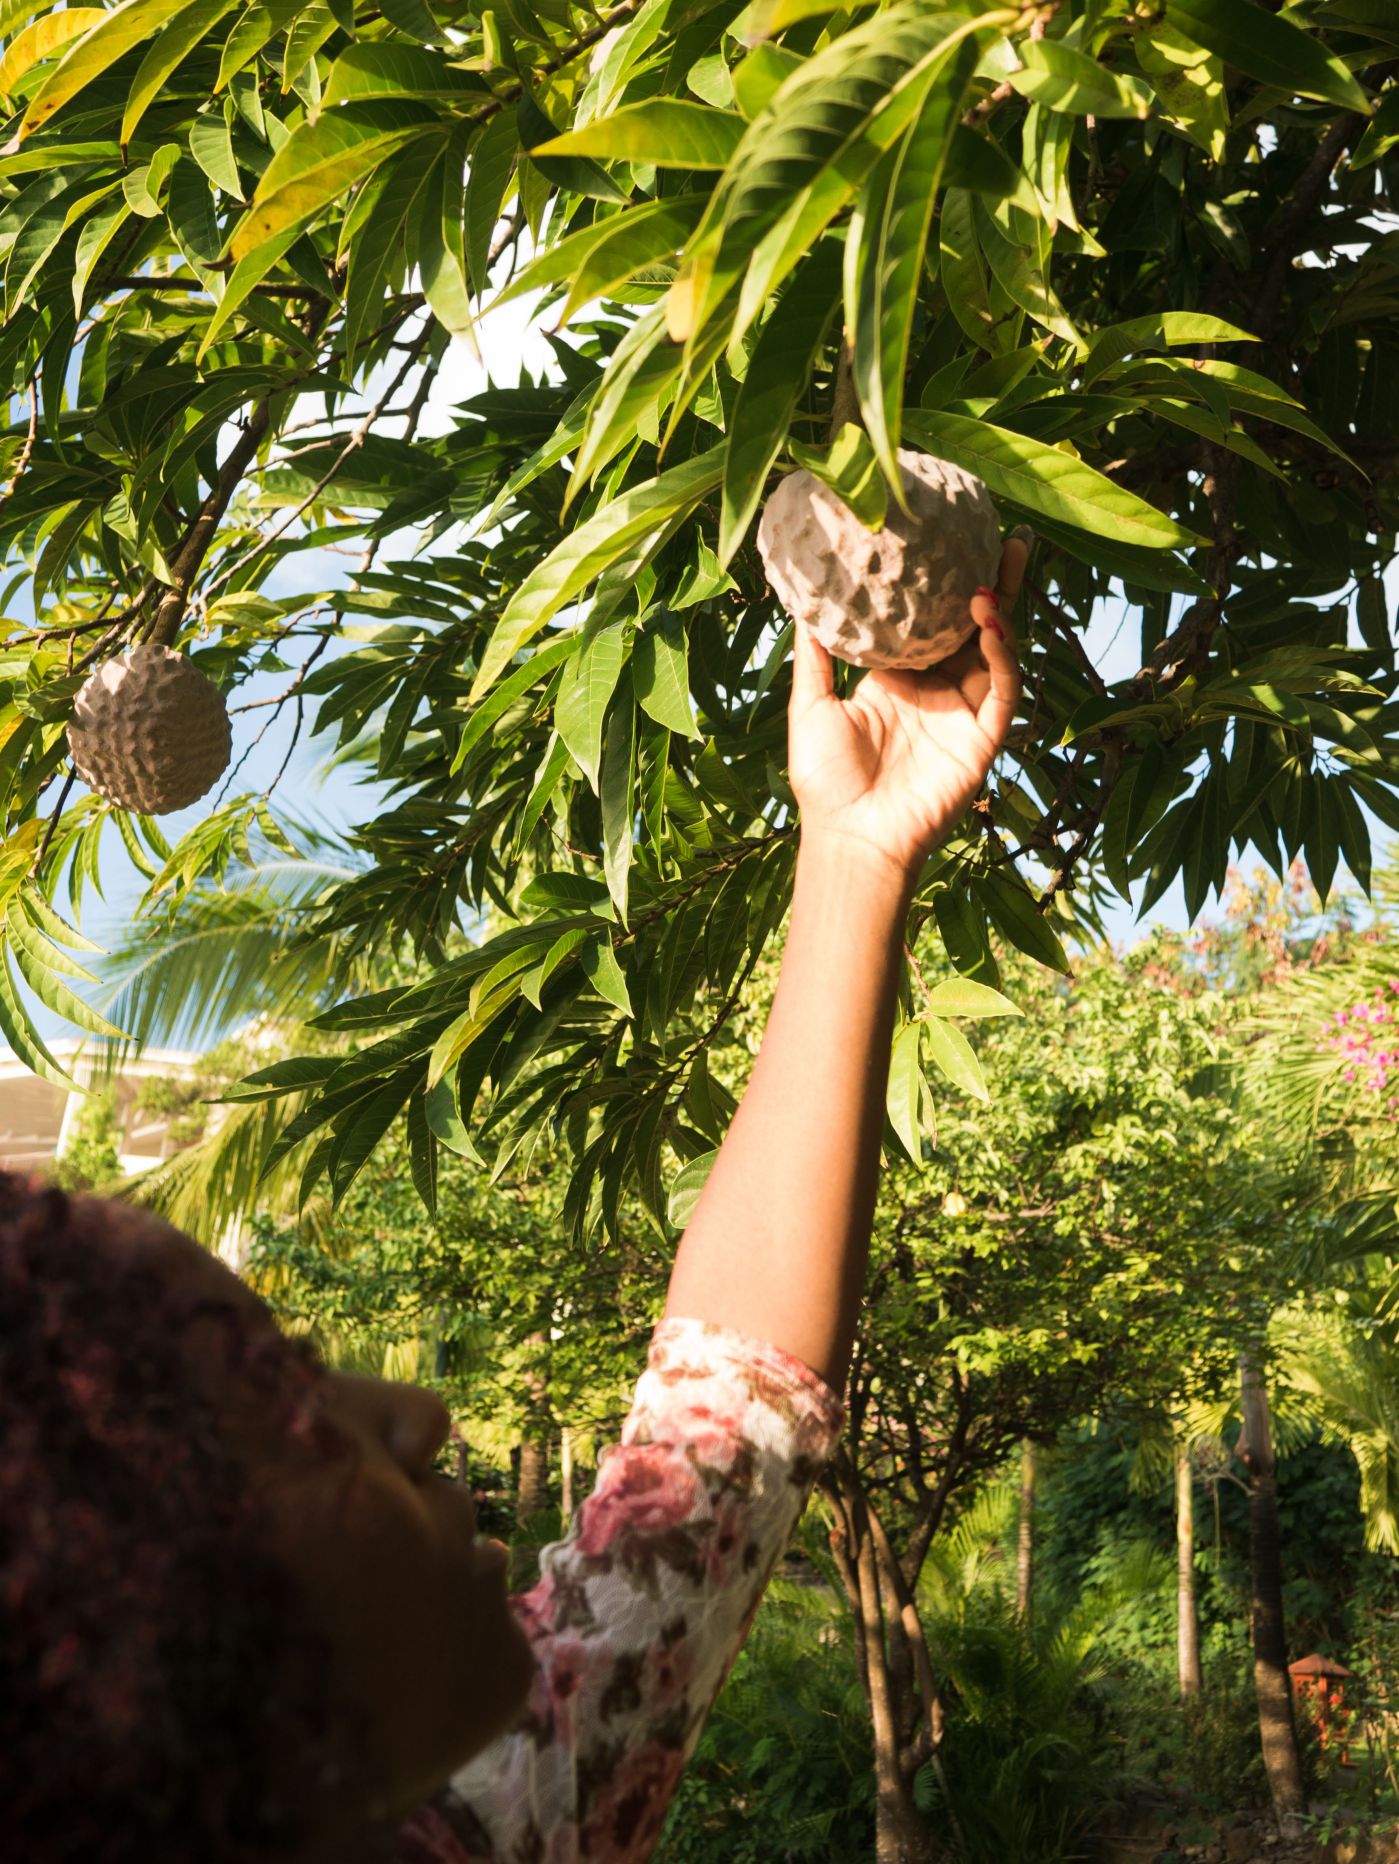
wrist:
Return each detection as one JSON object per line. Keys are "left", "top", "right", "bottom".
{"left": 796, "top": 829, "right": 919, "bottom": 914}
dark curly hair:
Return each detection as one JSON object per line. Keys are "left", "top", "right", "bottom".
{"left": 0, "top": 1173, "right": 356, "bottom": 1860}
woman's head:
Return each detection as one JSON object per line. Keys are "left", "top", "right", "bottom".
{"left": 0, "top": 1174, "right": 534, "bottom": 1860}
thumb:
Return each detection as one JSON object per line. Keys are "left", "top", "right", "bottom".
{"left": 789, "top": 616, "right": 835, "bottom": 713}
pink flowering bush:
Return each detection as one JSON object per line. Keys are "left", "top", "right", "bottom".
{"left": 1320, "top": 981, "right": 1399, "bottom": 1120}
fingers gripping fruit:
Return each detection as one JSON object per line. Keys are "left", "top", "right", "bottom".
{"left": 757, "top": 451, "right": 1002, "bottom": 670}
{"left": 67, "top": 644, "right": 233, "bottom": 814}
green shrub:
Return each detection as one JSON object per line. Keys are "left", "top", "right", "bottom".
{"left": 656, "top": 1579, "right": 874, "bottom": 1863}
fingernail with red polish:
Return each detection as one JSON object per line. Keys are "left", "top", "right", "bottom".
{"left": 983, "top": 616, "right": 1005, "bottom": 640}
{"left": 974, "top": 585, "right": 1000, "bottom": 609}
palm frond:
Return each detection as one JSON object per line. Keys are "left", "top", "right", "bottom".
{"left": 116, "top": 1092, "right": 321, "bottom": 1245}
{"left": 1275, "top": 1305, "right": 1399, "bottom": 1553}
{"left": 95, "top": 844, "right": 364, "bottom": 1058}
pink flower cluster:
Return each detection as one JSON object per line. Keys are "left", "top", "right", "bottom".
{"left": 1320, "top": 980, "right": 1399, "bottom": 1119}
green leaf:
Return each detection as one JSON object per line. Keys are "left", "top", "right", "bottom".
{"left": 8, "top": 917, "right": 124, "bottom": 1039}
{"left": 414, "top": 129, "right": 473, "bottom": 337}
{"left": 121, "top": 142, "right": 180, "bottom": 219}
{"left": 847, "top": 33, "right": 979, "bottom": 492}
{"left": 922, "top": 977, "right": 1022, "bottom": 1017}
{"left": 378, "top": 0, "right": 442, "bottom": 42}
{"left": 322, "top": 41, "right": 481, "bottom": 106}
{"left": 886, "top": 1019, "right": 930, "bottom": 1163}
{"left": 938, "top": 185, "right": 1004, "bottom": 354}
{"left": 671, "top": 540, "right": 736, "bottom": 609}
{"left": 327, "top": 1077, "right": 412, "bottom": 1203}
{"left": 122, "top": 0, "right": 237, "bottom": 149}
{"left": 537, "top": 100, "right": 746, "bottom": 170}
{"left": 1166, "top": 0, "right": 1371, "bottom": 113}
{"left": 518, "top": 90, "right": 627, "bottom": 205}
{"left": 943, "top": 122, "right": 1039, "bottom": 212}
{"left": 580, "top": 936, "right": 633, "bottom": 1014}
{"left": 498, "top": 195, "right": 704, "bottom": 327}
{"left": 216, "top": 0, "right": 303, "bottom": 90}
{"left": 470, "top": 446, "right": 725, "bottom": 701}
{"left": 554, "top": 620, "right": 627, "bottom": 791}
{"left": 450, "top": 630, "right": 578, "bottom": 774}
{"left": 732, "top": 42, "right": 803, "bottom": 119}
{"left": 405, "top": 1090, "right": 438, "bottom": 1213}
{"left": 21, "top": 883, "right": 102, "bottom": 956}
{"left": 197, "top": 220, "right": 304, "bottom": 356}
{"left": 934, "top": 884, "right": 1000, "bottom": 986}
{"left": 599, "top": 696, "right": 636, "bottom": 924}
{"left": 973, "top": 198, "right": 1081, "bottom": 348}
{"left": 1353, "top": 86, "right": 1399, "bottom": 168}
{"left": 668, "top": 4, "right": 1014, "bottom": 348}
{"left": 667, "top": 1147, "right": 717, "bottom": 1228}
{"left": 1007, "top": 40, "right": 1154, "bottom": 118}
{"left": 189, "top": 106, "right": 243, "bottom": 198}
{"left": 465, "top": 105, "right": 517, "bottom": 295}
{"left": 281, "top": 0, "right": 338, "bottom": 90}
{"left": 341, "top": 135, "right": 439, "bottom": 359}
{"left": 21, "top": 0, "right": 192, "bottom": 136}
{"left": 632, "top": 619, "right": 701, "bottom": 739}
{"left": 904, "top": 410, "right": 1202, "bottom": 550}
{"left": 980, "top": 870, "right": 1072, "bottom": 974}
{"left": 519, "top": 871, "right": 610, "bottom": 916}
{"left": 71, "top": 193, "right": 130, "bottom": 314}
{"left": 719, "top": 241, "right": 841, "bottom": 565}
{"left": 1021, "top": 511, "right": 1210, "bottom": 596}
{"left": 1082, "top": 310, "right": 1257, "bottom": 384}
{"left": 789, "top": 423, "right": 888, "bottom": 530}
{"left": 165, "top": 154, "right": 222, "bottom": 267}
{"left": 566, "top": 304, "right": 689, "bottom": 494}
{"left": 1136, "top": 24, "right": 1228, "bottom": 160}
{"left": 0, "top": 945, "right": 75, "bottom": 1088}
{"left": 923, "top": 1015, "right": 988, "bottom": 1100}
{"left": 524, "top": 926, "right": 589, "bottom": 1006}
{"left": 231, "top": 102, "right": 435, "bottom": 259}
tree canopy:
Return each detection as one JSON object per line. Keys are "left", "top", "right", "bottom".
{"left": 1, "top": 0, "right": 1397, "bottom": 1229}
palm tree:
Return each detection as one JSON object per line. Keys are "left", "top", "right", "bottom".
{"left": 91, "top": 825, "right": 371, "bottom": 1239}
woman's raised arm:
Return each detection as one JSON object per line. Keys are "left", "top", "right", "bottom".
{"left": 663, "top": 535, "right": 1028, "bottom": 1389}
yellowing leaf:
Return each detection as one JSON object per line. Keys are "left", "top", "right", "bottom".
{"left": 0, "top": 9, "right": 103, "bottom": 101}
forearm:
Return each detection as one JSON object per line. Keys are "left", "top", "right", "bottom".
{"left": 663, "top": 834, "right": 912, "bottom": 1389}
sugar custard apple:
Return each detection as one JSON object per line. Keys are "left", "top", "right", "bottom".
{"left": 67, "top": 644, "right": 232, "bottom": 814}
{"left": 758, "top": 450, "right": 1001, "bottom": 670}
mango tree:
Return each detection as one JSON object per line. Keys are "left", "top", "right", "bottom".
{"left": 0, "top": 0, "right": 1397, "bottom": 1232}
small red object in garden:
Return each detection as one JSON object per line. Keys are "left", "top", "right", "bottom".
{"left": 1289, "top": 1652, "right": 1357, "bottom": 1766}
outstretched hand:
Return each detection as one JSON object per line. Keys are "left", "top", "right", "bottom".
{"left": 787, "top": 531, "right": 1028, "bottom": 882}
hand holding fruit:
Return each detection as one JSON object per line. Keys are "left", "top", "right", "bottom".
{"left": 776, "top": 455, "right": 1028, "bottom": 882}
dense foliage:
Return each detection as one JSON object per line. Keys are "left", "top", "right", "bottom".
{"left": 1, "top": 0, "right": 1397, "bottom": 1235}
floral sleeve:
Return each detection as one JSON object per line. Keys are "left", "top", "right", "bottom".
{"left": 394, "top": 1317, "right": 843, "bottom": 1864}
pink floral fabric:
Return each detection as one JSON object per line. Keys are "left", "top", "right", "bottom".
{"left": 394, "top": 1318, "right": 843, "bottom": 1864}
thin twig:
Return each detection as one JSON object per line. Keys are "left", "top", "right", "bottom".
{"left": 32, "top": 766, "right": 78, "bottom": 875}
{"left": 1027, "top": 578, "right": 1107, "bottom": 697}
{"left": 201, "top": 321, "right": 434, "bottom": 603}
{"left": 263, "top": 692, "right": 305, "bottom": 801}
{"left": 92, "top": 274, "right": 322, "bottom": 299}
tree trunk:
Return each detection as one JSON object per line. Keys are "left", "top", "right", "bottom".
{"left": 511, "top": 1336, "right": 552, "bottom": 1585}
{"left": 826, "top": 1463, "right": 944, "bottom": 1864}
{"left": 516, "top": 1434, "right": 550, "bottom": 1524}
{"left": 1016, "top": 1439, "right": 1036, "bottom": 1620}
{"left": 559, "top": 1425, "right": 575, "bottom": 1526}
{"left": 1237, "top": 1349, "right": 1306, "bottom": 1834}
{"left": 1176, "top": 1446, "right": 1203, "bottom": 1699}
